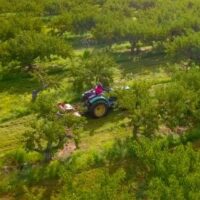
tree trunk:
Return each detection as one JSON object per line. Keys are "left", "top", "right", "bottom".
{"left": 44, "top": 150, "right": 52, "bottom": 162}
{"left": 44, "top": 142, "right": 53, "bottom": 162}
{"left": 131, "top": 43, "right": 135, "bottom": 54}
{"left": 133, "top": 126, "right": 140, "bottom": 142}
{"left": 32, "top": 89, "right": 41, "bottom": 102}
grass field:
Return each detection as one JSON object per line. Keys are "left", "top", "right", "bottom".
{"left": 0, "top": 48, "right": 170, "bottom": 157}
{"left": 0, "top": 75, "right": 36, "bottom": 156}
{"left": 0, "top": 116, "right": 33, "bottom": 157}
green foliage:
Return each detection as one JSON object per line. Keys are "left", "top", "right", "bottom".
{"left": 0, "top": 15, "right": 42, "bottom": 42}
{"left": 115, "top": 67, "right": 200, "bottom": 137}
{"left": 181, "top": 127, "right": 200, "bottom": 144}
{"left": 0, "top": 0, "right": 43, "bottom": 14}
{"left": 166, "top": 32, "right": 200, "bottom": 62}
{"left": 156, "top": 83, "right": 194, "bottom": 128}
{"left": 62, "top": 113, "right": 86, "bottom": 129}
{"left": 31, "top": 89, "right": 58, "bottom": 117}
{"left": 173, "top": 66, "right": 200, "bottom": 92}
{"left": 62, "top": 113, "right": 87, "bottom": 148}
{"left": 69, "top": 51, "right": 118, "bottom": 92}
{"left": 0, "top": 31, "right": 72, "bottom": 68}
{"left": 45, "top": 160, "right": 63, "bottom": 179}
{"left": 92, "top": 0, "right": 132, "bottom": 45}
{"left": 24, "top": 89, "right": 66, "bottom": 161}
{"left": 42, "top": 0, "right": 70, "bottom": 16}
{"left": 132, "top": 138, "right": 200, "bottom": 199}
{"left": 50, "top": 1, "right": 98, "bottom": 35}
{"left": 24, "top": 117, "right": 66, "bottom": 161}
{"left": 92, "top": 0, "right": 200, "bottom": 55}
{"left": 115, "top": 82, "right": 159, "bottom": 138}
{"left": 130, "top": 0, "right": 156, "bottom": 10}
{"left": 55, "top": 168, "right": 132, "bottom": 200}
{"left": 106, "top": 138, "right": 133, "bottom": 161}
{"left": 3, "top": 149, "right": 42, "bottom": 169}
{"left": 22, "top": 186, "right": 45, "bottom": 200}
{"left": 157, "top": 67, "right": 200, "bottom": 129}
{"left": 24, "top": 88, "right": 86, "bottom": 161}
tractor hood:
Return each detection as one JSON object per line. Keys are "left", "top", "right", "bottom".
{"left": 88, "top": 95, "right": 108, "bottom": 104}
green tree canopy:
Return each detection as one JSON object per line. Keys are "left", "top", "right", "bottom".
{"left": 133, "top": 138, "right": 200, "bottom": 199}
{"left": 69, "top": 51, "right": 118, "bottom": 92}
{"left": 0, "top": 31, "right": 72, "bottom": 69}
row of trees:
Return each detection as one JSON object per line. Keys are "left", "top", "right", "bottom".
{"left": 1, "top": 0, "right": 200, "bottom": 75}
{"left": 114, "top": 66, "right": 200, "bottom": 139}
{"left": 2, "top": 132, "right": 200, "bottom": 199}
{"left": 47, "top": 0, "right": 200, "bottom": 60}
{"left": 54, "top": 139, "right": 200, "bottom": 200}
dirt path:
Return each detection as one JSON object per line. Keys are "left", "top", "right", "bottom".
{"left": 57, "top": 140, "right": 76, "bottom": 160}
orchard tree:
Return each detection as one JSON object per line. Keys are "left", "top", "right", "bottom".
{"left": 133, "top": 138, "right": 200, "bottom": 199}
{"left": 24, "top": 89, "right": 66, "bottom": 162}
{"left": 156, "top": 67, "right": 200, "bottom": 131}
{"left": 50, "top": 1, "right": 98, "bottom": 35}
{"left": 92, "top": 0, "right": 132, "bottom": 46}
{"left": 25, "top": 90, "right": 86, "bottom": 161}
{"left": 165, "top": 32, "right": 200, "bottom": 63}
{"left": 93, "top": 11, "right": 127, "bottom": 46}
{"left": 115, "top": 82, "right": 159, "bottom": 140}
{"left": 69, "top": 51, "right": 118, "bottom": 92}
{"left": 159, "top": 0, "right": 200, "bottom": 39}
{"left": 50, "top": 13, "right": 73, "bottom": 35}
{"left": 0, "top": 15, "right": 43, "bottom": 42}
{"left": 156, "top": 83, "right": 193, "bottom": 130}
{"left": 125, "top": 19, "right": 154, "bottom": 54}
{"left": 31, "top": 89, "right": 58, "bottom": 117}
{"left": 42, "top": 0, "right": 70, "bottom": 16}
{"left": 71, "top": 2, "right": 98, "bottom": 34}
{"left": 175, "top": 67, "right": 200, "bottom": 92}
{"left": 12, "top": 0, "right": 44, "bottom": 14}
{"left": 53, "top": 168, "right": 132, "bottom": 199}
{"left": 173, "top": 67, "right": 200, "bottom": 125}
{"left": 125, "top": 0, "right": 200, "bottom": 54}
{"left": 0, "top": 0, "right": 43, "bottom": 14}
{"left": 0, "top": 31, "right": 72, "bottom": 70}
{"left": 24, "top": 117, "right": 66, "bottom": 162}
{"left": 130, "top": 0, "right": 156, "bottom": 10}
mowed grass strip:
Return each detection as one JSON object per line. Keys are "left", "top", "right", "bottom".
{"left": 0, "top": 115, "right": 33, "bottom": 156}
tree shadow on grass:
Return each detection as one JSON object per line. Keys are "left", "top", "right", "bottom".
{"left": 0, "top": 75, "right": 39, "bottom": 94}
{"left": 112, "top": 51, "right": 173, "bottom": 76}
{"left": 0, "top": 68, "right": 69, "bottom": 95}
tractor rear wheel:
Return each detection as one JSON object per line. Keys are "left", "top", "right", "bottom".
{"left": 89, "top": 101, "right": 108, "bottom": 118}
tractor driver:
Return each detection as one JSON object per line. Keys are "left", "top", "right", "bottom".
{"left": 82, "top": 83, "right": 105, "bottom": 101}
{"left": 95, "top": 83, "right": 104, "bottom": 95}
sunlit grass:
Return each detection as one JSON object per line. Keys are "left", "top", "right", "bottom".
{"left": 0, "top": 92, "right": 31, "bottom": 123}
{"left": 0, "top": 115, "right": 33, "bottom": 157}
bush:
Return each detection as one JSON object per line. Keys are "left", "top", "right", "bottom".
{"left": 3, "top": 149, "right": 42, "bottom": 170}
